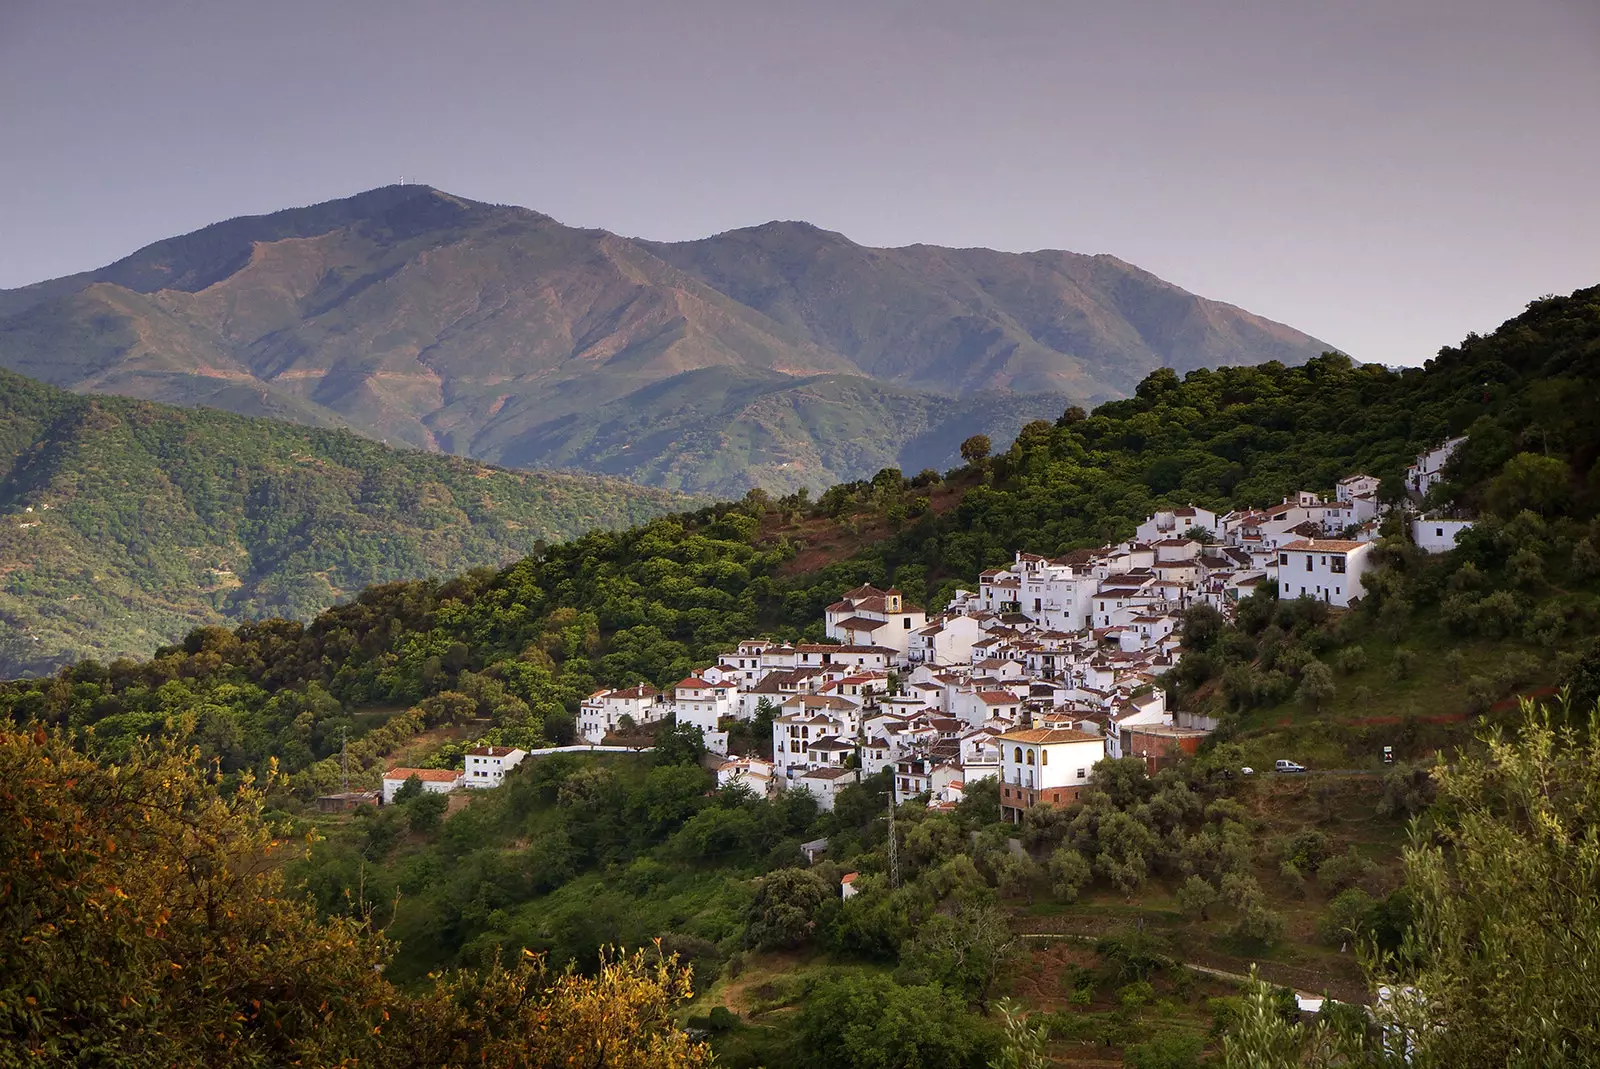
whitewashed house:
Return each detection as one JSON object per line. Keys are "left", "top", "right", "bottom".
{"left": 824, "top": 585, "right": 926, "bottom": 660}
{"left": 1413, "top": 518, "right": 1474, "bottom": 553}
{"left": 796, "top": 766, "right": 859, "bottom": 811}
{"left": 1276, "top": 539, "right": 1377, "bottom": 607}
{"left": 382, "top": 767, "right": 463, "bottom": 804}
{"left": 462, "top": 745, "right": 527, "bottom": 789}
{"left": 578, "top": 684, "right": 663, "bottom": 744}
{"left": 1406, "top": 436, "right": 1467, "bottom": 496}
{"left": 717, "top": 756, "right": 775, "bottom": 796}
{"left": 670, "top": 675, "right": 738, "bottom": 735}
{"left": 996, "top": 728, "right": 1107, "bottom": 822}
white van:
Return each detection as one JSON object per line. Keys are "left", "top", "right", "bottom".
{"left": 1274, "top": 759, "right": 1306, "bottom": 773}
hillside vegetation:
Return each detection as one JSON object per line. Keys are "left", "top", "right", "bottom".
{"left": 3, "top": 286, "right": 1599, "bottom": 1067}
{"left": 0, "top": 185, "right": 1332, "bottom": 494}
{"left": 0, "top": 368, "right": 688, "bottom": 676}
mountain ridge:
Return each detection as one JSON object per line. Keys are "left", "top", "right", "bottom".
{"left": 0, "top": 185, "right": 1339, "bottom": 494}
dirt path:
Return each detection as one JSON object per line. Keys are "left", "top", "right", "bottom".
{"left": 1017, "top": 932, "right": 1367, "bottom": 1005}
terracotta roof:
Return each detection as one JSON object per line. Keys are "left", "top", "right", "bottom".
{"left": 841, "top": 872, "right": 859, "bottom": 884}
{"left": 802, "top": 766, "right": 859, "bottom": 781}
{"left": 468, "top": 746, "right": 523, "bottom": 757}
{"left": 1280, "top": 539, "right": 1367, "bottom": 552}
{"left": 977, "top": 690, "right": 1020, "bottom": 704}
{"left": 997, "top": 728, "right": 1103, "bottom": 744}
{"left": 834, "top": 615, "right": 890, "bottom": 631}
{"left": 384, "top": 767, "right": 462, "bottom": 783}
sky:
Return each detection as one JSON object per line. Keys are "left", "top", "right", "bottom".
{"left": 1, "top": 0, "right": 1596, "bottom": 365}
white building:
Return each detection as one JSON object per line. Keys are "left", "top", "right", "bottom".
{"left": 1406, "top": 436, "right": 1467, "bottom": 496}
{"left": 796, "top": 766, "right": 859, "bottom": 811}
{"left": 909, "top": 614, "right": 987, "bottom": 666}
{"left": 462, "top": 745, "right": 527, "bottom": 789}
{"left": 1413, "top": 518, "right": 1474, "bottom": 554}
{"left": 381, "top": 766, "right": 463, "bottom": 804}
{"left": 1276, "top": 539, "right": 1377, "bottom": 607}
{"left": 578, "top": 684, "right": 663, "bottom": 744}
{"left": 996, "top": 728, "right": 1107, "bottom": 822}
{"left": 1136, "top": 505, "right": 1220, "bottom": 543}
{"left": 717, "top": 756, "right": 775, "bottom": 796}
{"left": 824, "top": 585, "right": 926, "bottom": 659}
{"left": 670, "top": 675, "right": 738, "bottom": 735}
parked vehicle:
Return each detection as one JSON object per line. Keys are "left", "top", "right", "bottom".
{"left": 1240, "top": 766, "right": 1255, "bottom": 776}
{"left": 1274, "top": 759, "right": 1306, "bottom": 773}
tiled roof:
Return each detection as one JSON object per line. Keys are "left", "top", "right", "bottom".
{"left": 997, "top": 728, "right": 1103, "bottom": 744}
{"left": 384, "top": 767, "right": 462, "bottom": 783}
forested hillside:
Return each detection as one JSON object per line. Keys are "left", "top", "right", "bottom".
{"left": 3, "top": 287, "right": 1593, "bottom": 791}
{"left": 0, "top": 369, "right": 688, "bottom": 676}
{"left": 3, "top": 286, "right": 1599, "bottom": 1067}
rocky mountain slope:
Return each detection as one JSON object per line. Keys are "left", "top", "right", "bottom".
{"left": 0, "top": 186, "right": 1336, "bottom": 494}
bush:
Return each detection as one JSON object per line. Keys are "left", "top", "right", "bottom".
{"left": 1047, "top": 847, "right": 1092, "bottom": 903}
{"left": 1096, "top": 928, "right": 1172, "bottom": 983}
{"left": 1230, "top": 903, "right": 1288, "bottom": 946}
{"left": 1124, "top": 1031, "right": 1205, "bottom": 1069}
{"left": 1334, "top": 646, "right": 1367, "bottom": 675}
{"left": 1319, "top": 888, "right": 1378, "bottom": 946}
{"left": 1318, "top": 846, "right": 1378, "bottom": 894}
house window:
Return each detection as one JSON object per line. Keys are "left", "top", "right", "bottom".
{"left": 1014, "top": 747, "right": 1023, "bottom": 762}
{"left": 1026, "top": 750, "right": 1035, "bottom": 765}
{"left": 1436, "top": 528, "right": 1444, "bottom": 537}
{"left": 1041, "top": 750, "right": 1048, "bottom": 765}
{"left": 1305, "top": 557, "right": 1313, "bottom": 572}
{"left": 1077, "top": 768, "right": 1087, "bottom": 779}
{"left": 1279, "top": 553, "right": 1289, "bottom": 565}
{"left": 1331, "top": 556, "right": 1346, "bottom": 574}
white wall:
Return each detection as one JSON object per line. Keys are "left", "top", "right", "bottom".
{"left": 1413, "top": 518, "right": 1474, "bottom": 554}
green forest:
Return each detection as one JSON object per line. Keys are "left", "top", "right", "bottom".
{"left": 3, "top": 285, "right": 1600, "bottom": 1067}
{"left": 0, "top": 368, "right": 689, "bottom": 676}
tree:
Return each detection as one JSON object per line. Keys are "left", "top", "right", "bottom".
{"left": 960, "top": 434, "right": 993, "bottom": 466}
{"left": 1046, "top": 847, "right": 1092, "bottom": 903}
{"left": 0, "top": 726, "right": 714, "bottom": 1068}
{"left": 902, "top": 903, "right": 1016, "bottom": 1005}
{"left": 1175, "top": 875, "right": 1219, "bottom": 920}
{"left": 744, "top": 868, "right": 831, "bottom": 950}
{"left": 988, "top": 998, "right": 1049, "bottom": 1069}
{"left": 1486, "top": 453, "right": 1570, "bottom": 516}
{"left": 394, "top": 772, "right": 425, "bottom": 803}
{"left": 1368, "top": 700, "right": 1600, "bottom": 1065}
{"left": 1094, "top": 810, "right": 1158, "bottom": 895}
{"left": 1296, "top": 659, "right": 1336, "bottom": 712}
{"left": 654, "top": 719, "right": 706, "bottom": 767}
{"left": 798, "top": 973, "right": 993, "bottom": 1069}
{"left": 995, "top": 852, "right": 1042, "bottom": 903}
{"left": 406, "top": 789, "right": 449, "bottom": 833}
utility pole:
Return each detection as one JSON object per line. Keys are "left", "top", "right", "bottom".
{"left": 887, "top": 788, "right": 900, "bottom": 889}
{"left": 340, "top": 725, "right": 349, "bottom": 793}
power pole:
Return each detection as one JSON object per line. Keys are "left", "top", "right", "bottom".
{"left": 886, "top": 788, "right": 900, "bottom": 889}
{"left": 340, "top": 725, "right": 349, "bottom": 793}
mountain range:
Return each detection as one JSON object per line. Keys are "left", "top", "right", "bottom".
{"left": 0, "top": 186, "right": 1336, "bottom": 495}
{"left": 0, "top": 368, "right": 686, "bottom": 677}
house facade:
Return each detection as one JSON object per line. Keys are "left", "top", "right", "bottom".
{"left": 381, "top": 767, "right": 463, "bottom": 804}
{"left": 995, "top": 728, "right": 1106, "bottom": 823}
{"left": 1276, "top": 539, "right": 1376, "bottom": 607}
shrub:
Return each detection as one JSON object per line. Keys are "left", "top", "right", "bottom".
{"left": 1124, "top": 1032, "right": 1205, "bottom": 1069}
{"left": 1318, "top": 846, "right": 1378, "bottom": 894}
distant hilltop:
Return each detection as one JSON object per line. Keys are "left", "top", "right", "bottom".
{"left": 0, "top": 185, "right": 1337, "bottom": 496}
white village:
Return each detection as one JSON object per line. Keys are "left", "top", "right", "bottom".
{"left": 384, "top": 438, "right": 1471, "bottom": 823}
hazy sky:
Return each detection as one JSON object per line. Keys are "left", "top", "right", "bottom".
{"left": 2, "top": 0, "right": 1596, "bottom": 365}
